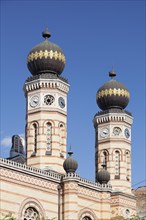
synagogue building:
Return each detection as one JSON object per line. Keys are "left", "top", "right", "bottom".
{"left": 0, "top": 29, "right": 138, "bottom": 220}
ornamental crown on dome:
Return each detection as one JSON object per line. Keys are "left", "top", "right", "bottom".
{"left": 27, "top": 29, "right": 66, "bottom": 76}
{"left": 96, "top": 69, "right": 130, "bottom": 110}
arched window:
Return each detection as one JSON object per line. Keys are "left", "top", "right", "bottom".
{"left": 59, "top": 123, "right": 64, "bottom": 157}
{"left": 78, "top": 209, "right": 96, "bottom": 220}
{"left": 103, "top": 151, "right": 108, "bottom": 169}
{"left": 19, "top": 198, "right": 45, "bottom": 220}
{"left": 24, "top": 207, "right": 39, "bottom": 220}
{"left": 83, "top": 217, "right": 92, "bottom": 220}
{"left": 126, "top": 151, "right": 130, "bottom": 181}
{"left": 32, "top": 123, "right": 37, "bottom": 155}
{"left": 115, "top": 150, "right": 120, "bottom": 179}
{"left": 46, "top": 122, "right": 52, "bottom": 155}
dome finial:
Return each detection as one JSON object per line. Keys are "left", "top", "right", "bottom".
{"left": 42, "top": 27, "right": 51, "bottom": 39}
{"left": 109, "top": 66, "right": 116, "bottom": 78}
{"left": 68, "top": 144, "right": 73, "bottom": 156}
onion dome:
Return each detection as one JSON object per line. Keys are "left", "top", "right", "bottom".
{"left": 96, "top": 69, "right": 130, "bottom": 110}
{"left": 97, "top": 162, "right": 110, "bottom": 184}
{"left": 27, "top": 28, "right": 66, "bottom": 76}
{"left": 63, "top": 150, "right": 78, "bottom": 173}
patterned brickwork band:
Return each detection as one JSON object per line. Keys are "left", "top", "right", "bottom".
{"left": 97, "top": 88, "right": 130, "bottom": 99}
{"left": 27, "top": 50, "right": 66, "bottom": 64}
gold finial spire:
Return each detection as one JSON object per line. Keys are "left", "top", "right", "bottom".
{"left": 109, "top": 66, "right": 116, "bottom": 78}
{"left": 42, "top": 27, "right": 51, "bottom": 39}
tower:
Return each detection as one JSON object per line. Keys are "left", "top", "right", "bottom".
{"left": 93, "top": 69, "right": 133, "bottom": 193}
{"left": 10, "top": 135, "right": 25, "bottom": 158}
{"left": 23, "top": 29, "right": 69, "bottom": 173}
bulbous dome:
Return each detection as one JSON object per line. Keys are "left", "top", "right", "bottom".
{"left": 63, "top": 151, "right": 78, "bottom": 173}
{"left": 27, "top": 29, "right": 66, "bottom": 76}
{"left": 96, "top": 70, "right": 130, "bottom": 110}
{"left": 97, "top": 164, "right": 110, "bottom": 184}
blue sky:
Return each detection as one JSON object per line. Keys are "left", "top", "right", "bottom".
{"left": 0, "top": 0, "right": 145, "bottom": 189}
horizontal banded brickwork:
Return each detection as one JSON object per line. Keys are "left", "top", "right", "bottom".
{"left": 0, "top": 167, "right": 59, "bottom": 220}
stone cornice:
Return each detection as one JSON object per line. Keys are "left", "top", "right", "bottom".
{"left": 93, "top": 110, "right": 133, "bottom": 127}
{"left": 111, "top": 191, "right": 136, "bottom": 200}
{"left": 23, "top": 74, "right": 70, "bottom": 95}
{"left": 25, "top": 73, "right": 68, "bottom": 83}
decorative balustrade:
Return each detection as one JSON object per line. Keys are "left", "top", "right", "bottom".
{"left": 63, "top": 172, "right": 112, "bottom": 191}
{"left": 0, "top": 158, "right": 112, "bottom": 191}
{"left": 79, "top": 176, "right": 112, "bottom": 190}
{"left": 0, "top": 158, "right": 62, "bottom": 181}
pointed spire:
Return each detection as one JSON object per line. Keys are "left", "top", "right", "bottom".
{"left": 109, "top": 66, "right": 116, "bottom": 79}
{"left": 42, "top": 27, "right": 51, "bottom": 39}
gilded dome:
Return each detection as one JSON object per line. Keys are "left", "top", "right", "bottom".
{"left": 96, "top": 70, "right": 130, "bottom": 110}
{"left": 63, "top": 151, "right": 78, "bottom": 173}
{"left": 27, "top": 29, "right": 66, "bottom": 76}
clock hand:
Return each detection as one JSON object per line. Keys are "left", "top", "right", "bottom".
{"left": 61, "top": 101, "right": 65, "bottom": 106}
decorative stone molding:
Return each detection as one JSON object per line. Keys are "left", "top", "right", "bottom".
{"left": 24, "top": 77, "right": 69, "bottom": 95}
{"left": 78, "top": 208, "right": 97, "bottom": 220}
{"left": 78, "top": 187, "right": 100, "bottom": 199}
{"left": 18, "top": 197, "right": 46, "bottom": 220}
{"left": 93, "top": 111, "right": 133, "bottom": 127}
{"left": 25, "top": 73, "right": 68, "bottom": 83}
{"left": 1, "top": 168, "right": 58, "bottom": 190}
{"left": 64, "top": 182, "right": 78, "bottom": 190}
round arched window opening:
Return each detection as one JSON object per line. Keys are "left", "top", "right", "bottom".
{"left": 125, "top": 209, "right": 130, "bottom": 217}
{"left": 83, "top": 217, "right": 92, "bottom": 220}
{"left": 24, "top": 207, "right": 39, "bottom": 220}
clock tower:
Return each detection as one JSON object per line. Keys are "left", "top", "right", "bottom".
{"left": 23, "top": 29, "right": 69, "bottom": 173}
{"left": 93, "top": 70, "right": 133, "bottom": 193}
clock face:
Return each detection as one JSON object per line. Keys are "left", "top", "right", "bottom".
{"left": 30, "top": 96, "right": 39, "bottom": 107}
{"left": 100, "top": 128, "right": 109, "bottom": 138}
{"left": 44, "top": 95, "right": 55, "bottom": 105}
{"left": 125, "top": 128, "right": 130, "bottom": 138}
{"left": 58, "top": 97, "right": 65, "bottom": 108}
{"left": 113, "top": 127, "right": 122, "bottom": 136}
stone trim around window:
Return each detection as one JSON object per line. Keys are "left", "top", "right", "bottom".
{"left": 18, "top": 197, "right": 46, "bottom": 220}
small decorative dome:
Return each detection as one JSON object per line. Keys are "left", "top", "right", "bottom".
{"left": 96, "top": 69, "right": 130, "bottom": 110}
{"left": 27, "top": 28, "right": 66, "bottom": 76}
{"left": 63, "top": 150, "right": 78, "bottom": 173}
{"left": 97, "top": 162, "right": 110, "bottom": 184}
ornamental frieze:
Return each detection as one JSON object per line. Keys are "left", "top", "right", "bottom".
{"left": 97, "top": 88, "right": 130, "bottom": 99}
{"left": 111, "top": 197, "right": 136, "bottom": 207}
{"left": 27, "top": 50, "right": 66, "bottom": 64}
{"left": 1, "top": 168, "right": 57, "bottom": 191}
{"left": 78, "top": 187, "right": 109, "bottom": 199}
